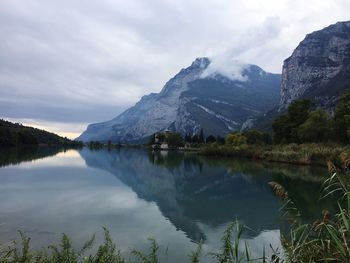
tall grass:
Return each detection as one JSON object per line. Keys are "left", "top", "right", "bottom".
{"left": 0, "top": 227, "right": 125, "bottom": 263}
{"left": 209, "top": 220, "right": 269, "bottom": 263}
{"left": 269, "top": 159, "right": 350, "bottom": 262}
{"left": 0, "top": 222, "right": 276, "bottom": 263}
{"left": 131, "top": 238, "right": 159, "bottom": 263}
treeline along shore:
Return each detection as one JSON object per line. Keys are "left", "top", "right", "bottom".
{"left": 2, "top": 90, "right": 349, "bottom": 168}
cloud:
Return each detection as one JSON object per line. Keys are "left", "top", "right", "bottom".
{"left": 201, "top": 58, "right": 249, "bottom": 81}
{"left": 201, "top": 16, "right": 283, "bottom": 81}
{"left": 0, "top": 0, "right": 349, "bottom": 135}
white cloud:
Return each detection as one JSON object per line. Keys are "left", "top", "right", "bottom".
{"left": 201, "top": 57, "right": 249, "bottom": 81}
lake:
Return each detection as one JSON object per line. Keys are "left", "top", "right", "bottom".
{"left": 0, "top": 147, "right": 334, "bottom": 262}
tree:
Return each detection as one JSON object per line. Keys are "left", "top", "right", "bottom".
{"left": 89, "top": 141, "right": 103, "bottom": 149}
{"left": 0, "top": 128, "right": 15, "bottom": 147}
{"left": 216, "top": 136, "right": 225, "bottom": 145}
{"left": 333, "top": 91, "right": 350, "bottom": 143}
{"left": 242, "top": 128, "right": 270, "bottom": 145}
{"left": 184, "top": 133, "right": 192, "bottom": 143}
{"left": 156, "top": 133, "right": 166, "bottom": 143}
{"left": 17, "top": 131, "right": 38, "bottom": 145}
{"left": 191, "top": 134, "right": 200, "bottom": 143}
{"left": 225, "top": 132, "right": 247, "bottom": 146}
{"left": 287, "top": 99, "right": 311, "bottom": 142}
{"left": 199, "top": 129, "right": 205, "bottom": 144}
{"left": 166, "top": 133, "right": 184, "bottom": 148}
{"left": 287, "top": 99, "right": 311, "bottom": 125}
{"left": 298, "top": 109, "right": 332, "bottom": 143}
{"left": 206, "top": 135, "right": 216, "bottom": 144}
{"left": 272, "top": 114, "right": 290, "bottom": 144}
{"left": 148, "top": 134, "right": 156, "bottom": 145}
{"left": 272, "top": 99, "right": 311, "bottom": 144}
{"left": 107, "top": 140, "right": 112, "bottom": 149}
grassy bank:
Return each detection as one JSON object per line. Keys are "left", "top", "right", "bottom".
{"left": 199, "top": 143, "right": 350, "bottom": 167}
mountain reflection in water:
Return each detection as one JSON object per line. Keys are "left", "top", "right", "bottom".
{"left": 0, "top": 147, "right": 333, "bottom": 262}
{"left": 79, "top": 148, "right": 331, "bottom": 242}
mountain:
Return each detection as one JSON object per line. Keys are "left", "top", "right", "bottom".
{"left": 279, "top": 21, "right": 350, "bottom": 111}
{"left": 254, "top": 21, "right": 350, "bottom": 131}
{"left": 78, "top": 58, "right": 281, "bottom": 143}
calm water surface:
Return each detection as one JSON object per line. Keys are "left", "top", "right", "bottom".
{"left": 0, "top": 147, "right": 333, "bottom": 262}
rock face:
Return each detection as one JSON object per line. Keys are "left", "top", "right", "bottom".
{"left": 279, "top": 21, "right": 350, "bottom": 110}
{"left": 78, "top": 57, "right": 280, "bottom": 143}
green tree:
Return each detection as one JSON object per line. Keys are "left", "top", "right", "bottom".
{"left": 206, "top": 135, "right": 216, "bottom": 143}
{"left": 216, "top": 136, "right": 225, "bottom": 145}
{"left": 148, "top": 134, "right": 156, "bottom": 145}
{"left": 166, "top": 133, "right": 184, "bottom": 148}
{"left": 287, "top": 99, "right": 311, "bottom": 142}
{"left": 333, "top": 91, "right": 350, "bottom": 143}
{"left": 242, "top": 128, "right": 270, "bottom": 145}
{"left": 184, "top": 133, "right": 192, "bottom": 143}
{"left": 287, "top": 99, "right": 311, "bottom": 125}
{"left": 191, "top": 134, "right": 200, "bottom": 143}
{"left": 17, "top": 131, "right": 38, "bottom": 145}
{"left": 225, "top": 133, "right": 247, "bottom": 146}
{"left": 272, "top": 114, "right": 290, "bottom": 144}
{"left": 199, "top": 128, "right": 205, "bottom": 143}
{"left": 156, "top": 133, "right": 166, "bottom": 143}
{"left": 272, "top": 99, "right": 311, "bottom": 143}
{"left": 298, "top": 109, "right": 332, "bottom": 143}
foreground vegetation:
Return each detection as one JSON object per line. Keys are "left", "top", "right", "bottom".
{"left": 271, "top": 160, "right": 350, "bottom": 262}
{"left": 1, "top": 158, "right": 349, "bottom": 262}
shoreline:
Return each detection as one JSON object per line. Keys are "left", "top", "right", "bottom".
{"left": 7, "top": 142, "right": 348, "bottom": 168}
{"left": 197, "top": 143, "right": 350, "bottom": 168}
{"left": 145, "top": 143, "right": 349, "bottom": 168}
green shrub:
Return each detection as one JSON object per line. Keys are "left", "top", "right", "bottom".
{"left": 225, "top": 133, "right": 247, "bottom": 146}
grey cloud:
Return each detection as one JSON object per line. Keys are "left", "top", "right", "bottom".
{"left": 0, "top": 99, "right": 124, "bottom": 123}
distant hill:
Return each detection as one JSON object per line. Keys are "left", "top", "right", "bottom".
{"left": 0, "top": 119, "right": 82, "bottom": 147}
{"left": 78, "top": 57, "right": 281, "bottom": 143}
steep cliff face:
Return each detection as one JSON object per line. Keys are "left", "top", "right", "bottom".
{"left": 279, "top": 21, "right": 350, "bottom": 110}
{"left": 78, "top": 58, "right": 280, "bottom": 143}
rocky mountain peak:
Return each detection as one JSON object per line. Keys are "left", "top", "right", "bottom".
{"left": 279, "top": 21, "right": 350, "bottom": 110}
{"left": 77, "top": 58, "right": 280, "bottom": 143}
{"left": 191, "top": 57, "right": 211, "bottom": 68}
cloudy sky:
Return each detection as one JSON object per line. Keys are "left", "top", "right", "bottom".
{"left": 1, "top": 0, "right": 349, "bottom": 138}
